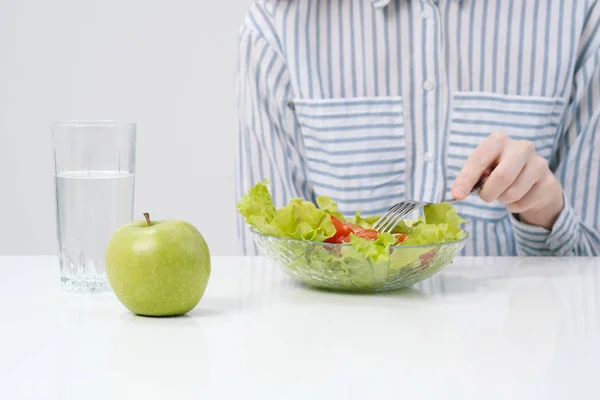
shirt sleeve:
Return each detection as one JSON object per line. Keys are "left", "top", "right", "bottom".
{"left": 511, "top": 8, "right": 600, "bottom": 256}
{"left": 235, "top": 24, "right": 313, "bottom": 255}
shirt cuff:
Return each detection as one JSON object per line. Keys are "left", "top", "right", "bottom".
{"left": 510, "top": 214, "right": 552, "bottom": 256}
{"left": 545, "top": 193, "right": 580, "bottom": 255}
{"left": 510, "top": 192, "right": 579, "bottom": 256}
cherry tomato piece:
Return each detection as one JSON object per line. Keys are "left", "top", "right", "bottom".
{"left": 355, "top": 229, "right": 379, "bottom": 240}
{"left": 344, "top": 222, "right": 365, "bottom": 233}
{"left": 395, "top": 233, "right": 408, "bottom": 244}
{"left": 419, "top": 249, "right": 437, "bottom": 268}
{"left": 331, "top": 215, "right": 354, "bottom": 237}
{"left": 325, "top": 216, "right": 355, "bottom": 244}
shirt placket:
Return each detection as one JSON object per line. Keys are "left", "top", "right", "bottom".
{"left": 416, "top": 0, "right": 445, "bottom": 204}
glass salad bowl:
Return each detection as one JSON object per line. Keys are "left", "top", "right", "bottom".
{"left": 252, "top": 230, "right": 468, "bottom": 292}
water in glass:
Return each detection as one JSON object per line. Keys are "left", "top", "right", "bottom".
{"left": 52, "top": 121, "right": 136, "bottom": 292}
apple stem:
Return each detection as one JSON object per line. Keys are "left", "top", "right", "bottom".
{"left": 143, "top": 213, "right": 152, "bottom": 227}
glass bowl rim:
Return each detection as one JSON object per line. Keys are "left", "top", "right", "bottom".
{"left": 251, "top": 229, "right": 470, "bottom": 249}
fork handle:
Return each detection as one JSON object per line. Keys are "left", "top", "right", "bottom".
{"left": 471, "top": 174, "right": 488, "bottom": 193}
{"left": 448, "top": 170, "right": 491, "bottom": 203}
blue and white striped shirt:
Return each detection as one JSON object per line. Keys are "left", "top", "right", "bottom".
{"left": 236, "top": 0, "right": 600, "bottom": 256}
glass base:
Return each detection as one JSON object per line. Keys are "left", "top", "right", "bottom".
{"left": 61, "top": 277, "right": 112, "bottom": 293}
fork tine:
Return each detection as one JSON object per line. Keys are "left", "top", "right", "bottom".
{"left": 372, "top": 199, "right": 426, "bottom": 233}
{"left": 374, "top": 203, "right": 404, "bottom": 231}
{"left": 381, "top": 203, "right": 419, "bottom": 232}
{"left": 376, "top": 214, "right": 398, "bottom": 233}
{"left": 373, "top": 203, "right": 403, "bottom": 232}
{"left": 379, "top": 202, "right": 419, "bottom": 233}
{"left": 372, "top": 203, "right": 402, "bottom": 231}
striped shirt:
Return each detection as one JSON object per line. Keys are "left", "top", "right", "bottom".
{"left": 236, "top": 0, "right": 600, "bottom": 257}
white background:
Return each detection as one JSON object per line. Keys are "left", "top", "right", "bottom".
{"left": 0, "top": 0, "right": 255, "bottom": 256}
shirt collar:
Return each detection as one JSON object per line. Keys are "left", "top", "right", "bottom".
{"left": 372, "top": 0, "right": 392, "bottom": 8}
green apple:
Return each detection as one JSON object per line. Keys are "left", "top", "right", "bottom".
{"left": 105, "top": 213, "right": 211, "bottom": 317}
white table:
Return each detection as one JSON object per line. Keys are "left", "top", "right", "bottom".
{"left": 1, "top": 256, "right": 599, "bottom": 400}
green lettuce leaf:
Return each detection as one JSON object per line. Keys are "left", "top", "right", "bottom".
{"left": 288, "top": 244, "right": 381, "bottom": 289}
{"left": 236, "top": 179, "right": 276, "bottom": 233}
{"left": 316, "top": 196, "right": 346, "bottom": 221}
{"left": 424, "top": 202, "right": 464, "bottom": 226}
{"left": 347, "top": 211, "right": 381, "bottom": 229}
{"left": 400, "top": 203, "right": 465, "bottom": 246}
{"left": 391, "top": 218, "right": 423, "bottom": 235}
{"left": 270, "top": 198, "right": 336, "bottom": 241}
{"left": 348, "top": 232, "right": 397, "bottom": 263}
{"left": 237, "top": 181, "right": 335, "bottom": 242}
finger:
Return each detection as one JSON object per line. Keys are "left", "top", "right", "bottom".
{"left": 452, "top": 132, "right": 508, "bottom": 199}
{"left": 497, "top": 156, "right": 548, "bottom": 205}
{"left": 505, "top": 174, "right": 553, "bottom": 213}
{"left": 479, "top": 140, "right": 535, "bottom": 203}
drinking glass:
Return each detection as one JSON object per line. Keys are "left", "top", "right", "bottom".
{"left": 52, "top": 121, "right": 136, "bottom": 292}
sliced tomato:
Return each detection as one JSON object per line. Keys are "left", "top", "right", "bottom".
{"left": 325, "top": 215, "right": 354, "bottom": 244}
{"left": 324, "top": 236, "right": 342, "bottom": 244}
{"left": 395, "top": 233, "right": 408, "bottom": 244}
{"left": 325, "top": 235, "right": 352, "bottom": 244}
{"left": 331, "top": 216, "right": 354, "bottom": 237}
{"left": 354, "top": 229, "right": 379, "bottom": 240}
{"left": 419, "top": 249, "right": 437, "bottom": 268}
{"left": 324, "top": 234, "right": 343, "bottom": 244}
{"left": 343, "top": 222, "right": 365, "bottom": 233}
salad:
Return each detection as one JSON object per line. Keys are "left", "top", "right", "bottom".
{"left": 237, "top": 180, "right": 467, "bottom": 290}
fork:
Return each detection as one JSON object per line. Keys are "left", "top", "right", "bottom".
{"left": 372, "top": 174, "right": 490, "bottom": 234}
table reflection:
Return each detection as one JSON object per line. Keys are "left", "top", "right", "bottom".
{"left": 229, "top": 257, "right": 600, "bottom": 399}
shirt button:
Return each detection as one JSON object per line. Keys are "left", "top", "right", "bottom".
{"left": 423, "top": 79, "right": 436, "bottom": 91}
{"left": 421, "top": 8, "right": 433, "bottom": 20}
{"left": 424, "top": 152, "right": 433, "bottom": 162}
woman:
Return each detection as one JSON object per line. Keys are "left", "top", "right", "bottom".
{"left": 236, "top": 0, "right": 600, "bottom": 256}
